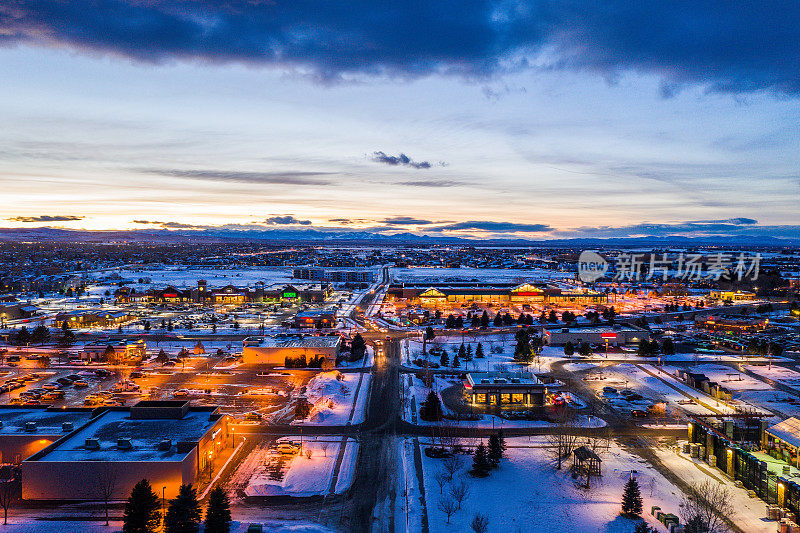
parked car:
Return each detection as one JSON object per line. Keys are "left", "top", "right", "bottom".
{"left": 73, "top": 380, "right": 89, "bottom": 388}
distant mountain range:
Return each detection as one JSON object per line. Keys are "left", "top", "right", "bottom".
{"left": 0, "top": 226, "right": 796, "bottom": 247}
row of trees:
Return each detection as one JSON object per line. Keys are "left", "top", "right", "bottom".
{"left": 123, "top": 480, "right": 231, "bottom": 533}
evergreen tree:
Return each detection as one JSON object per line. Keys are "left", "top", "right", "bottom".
{"left": 156, "top": 349, "right": 169, "bottom": 364}
{"left": 452, "top": 353, "right": 461, "bottom": 368}
{"left": 122, "top": 479, "right": 160, "bottom": 533}
{"left": 475, "top": 343, "right": 484, "bottom": 358}
{"left": 466, "top": 344, "right": 473, "bottom": 359}
{"left": 420, "top": 391, "right": 443, "bottom": 421}
{"left": 480, "top": 311, "right": 489, "bottom": 328}
{"left": 455, "top": 315, "right": 464, "bottom": 329}
{"left": 31, "top": 324, "right": 50, "bottom": 344}
{"left": 564, "top": 341, "right": 574, "bottom": 356}
{"left": 621, "top": 477, "right": 643, "bottom": 517}
{"left": 15, "top": 326, "right": 30, "bottom": 345}
{"left": 204, "top": 486, "right": 232, "bottom": 533}
{"left": 633, "top": 522, "right": 658, "bottom": 533}
{"left": 471, "top": 443, "right": 491, "bottom": 477}
{"left": 493, "top": 313, "right": 503, "bottom": 326}
{"left": 440, "top": 349, "right": 450, "bottom": 367}
{"left": 458, "top": 344, "right": 466, "bottom": 360}
{"left": 351, "top": 333, "right": 367, "bottom": 357}
{"left": 682, "top": 515, "right": 708, "bottom": 533}
{"left": 164, "top": 484, "right": 201, "bottom": 533}
{"left": 445, "top": 315, "right": 456, "bottom": 328}
{"left": 487, "top": 433, "right": 503, "bottom": 467}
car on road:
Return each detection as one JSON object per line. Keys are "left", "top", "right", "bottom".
{"left": 42, "top": 383, "right": 60, "bottom": 390}
{"left": 172, "top": 389, "right": 189, "bottom": 398}
{"left": 73, "top": 380, "right": 89, "bottom": 388}
{"left": 244, "top": 411, "right": 261, "bottom": 421}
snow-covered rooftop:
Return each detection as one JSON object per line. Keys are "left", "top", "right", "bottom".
{"left": 0, "top": 407, "right": 94, "bottom": 436}
{"left": 29, "top": 406, "right": 221, "bottom": 463}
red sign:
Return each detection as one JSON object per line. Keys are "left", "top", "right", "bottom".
{"left": 601, "top": 332, "right": 617, "bottom": 339}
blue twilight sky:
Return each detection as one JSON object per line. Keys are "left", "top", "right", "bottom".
{"left": 0, "top": 0, "right": 798, "bottom": 240}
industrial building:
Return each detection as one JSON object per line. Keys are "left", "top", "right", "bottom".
{"left": 21, "top": 401, "right": 229, "bottom": 500}
{"left": 242, "top": 335, "right": 341, "bottom": 366}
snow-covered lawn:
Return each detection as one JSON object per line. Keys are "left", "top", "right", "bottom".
{"left": 292, "top": 370, "right": 371, "bottom": 426}
{"left": 244, "top": 437, "right": 358, "bottom": 497}
{"left": 405, "top": 337, "right": 565, "bottom": 373}
{"left": 417, "top": 436, "right": 686, "bottom": 533}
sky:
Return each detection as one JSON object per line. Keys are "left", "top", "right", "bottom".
{"left": 0, "top": 1, "right": 799, "bottom": 241}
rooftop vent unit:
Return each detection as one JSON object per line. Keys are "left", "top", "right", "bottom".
{"left": 494, "top": 379, "right": 507, "bottom": 384}
{"left": 480, "top": 379, "right": 490, "bottom": 384}
{"left": 62, "top": 422, "right": 74, "bottom": 432}
{"left": 117, "top": 438, "right": 133, "bottom": 450}
{"left": 158, "top": 439, "right": 172, "bottom": 451}
{"left": 24, "top": 421, "right": 37, "bottom": 432}
{"left": 510, "top": 378, "right": 521, "bottom": 383}
{"left": 85, "top": 438, "right": 100, "bottom": 450}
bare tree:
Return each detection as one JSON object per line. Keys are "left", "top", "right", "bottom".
{"left": 679, "top": 480, "right": 734, "bottom": 533}
{"left": 449, "top": 479, "right": 471, "bottom": 510}
{"left": 0, "top": 478, "right": 19, "bottom": 525}
{"left": 547, "top": 408, "right": 579, "bottom": 469}
{"left": 442, "top": 455, "right": 463, "bottom": 480}
{"left": 94, "top": 464, "right": 118, "bottom": 526}
{"left": 471, "top": 513, "right": 489, "bottom": 533}
{"left": 438, "top": 496, "right": 458, "bottom": 524}
{"left": 321, "top": 442, "right": 329, "bottom": 458}
{"left": 434, "top": 471, "right": 450, "bottom": 495}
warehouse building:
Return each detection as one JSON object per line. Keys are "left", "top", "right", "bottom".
{"left": 21, "top": 401, "right": 229, "bottom": 500}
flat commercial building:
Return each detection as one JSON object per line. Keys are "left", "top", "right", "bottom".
{"left": 544, "top": 325, "right": 650, "bottom": 346}
{"left": 387, "top": 282, "right": 606, "bottom": 307}
{"left": 242, "top": 335, "right": 341, "bottom": 366}
{"left": 0, "top": 406, "right": 96, "bottom": 464}
{"left": 22, "top": 401, "right": 229, "bottom": 500}
{"left": 293, "top": 306, "right": 338, "bottom": 329}
{"left": 464, "top": 372, "right": 552, "bottom": 407}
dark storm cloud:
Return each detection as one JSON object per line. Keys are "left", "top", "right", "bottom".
{"left": 3, "top": 1, "right": 796, "bottom": 95}
{"left": 263, "top": 216, "right": 312, "bottom": 225}
{"left": 382, "top": 216, "right": 434, "bottom": 225}
{"left": 138, "top": 168, "right": 333, "bottom": 185}
{"left": 372, "top": 152, "right": 434, "bottom": 169}
{"left": 7, "top": 215, "right": 84, "bottom": 222}
{"left": 432, "top": 221, "right": 553, "bottom": 233}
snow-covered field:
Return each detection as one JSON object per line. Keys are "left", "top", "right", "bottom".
{"left": 416, "top": 436, "right": 685, "bottom": 533}
{"left": 292, "top": 370, "right": 371, "bottom": 426}
{"left": 244, "top": 437, "right": 358, "bottom": 497}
